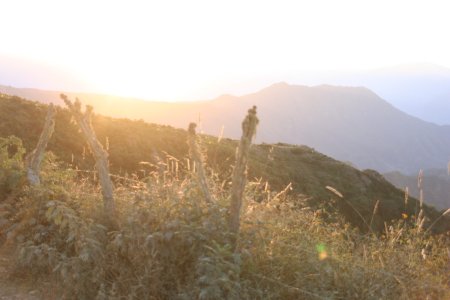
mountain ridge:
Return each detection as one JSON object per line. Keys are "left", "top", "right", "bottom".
{"left": 288, "top": 63, "right": 450, "bottom": 125}
{"left": 2, "top": 83, "right": 450, "bottom": 174}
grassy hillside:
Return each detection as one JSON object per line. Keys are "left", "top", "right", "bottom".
{"left": 0, "top": 93, "right": 449, "bottom": 299}
{"left": 1, "top": 93, "right": 448, "bottom": 232}
{"left": 3, "top": 83, "right": 450, "bottom": 174}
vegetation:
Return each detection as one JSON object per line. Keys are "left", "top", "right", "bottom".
{"left": 2, "top": 94, "right": 448, "bottom": 232}
{"left": 0, "top": 93, "right": 449, "bottom": 299}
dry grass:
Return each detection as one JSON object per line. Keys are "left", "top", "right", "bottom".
{"left": 0, "top": 99, "right": 449, "bottom": 300}
{"left": 0, "top": 140, "right": 447, "bottom": 299}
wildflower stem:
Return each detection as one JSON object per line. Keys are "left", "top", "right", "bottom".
{"left": 187, "top": 122, "right": 213, "bottom": 203}
{"left": 229, "top": 106, "right": 258, "bottom": 243}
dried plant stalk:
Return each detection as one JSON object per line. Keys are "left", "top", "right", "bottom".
{"left": 229, "top": 106, "right": 259, "bottom": 237}
{"left": 26, "top": 103, "right": 56, "bottom": 185}
{"left": 369, "top": 199, "right": 380, "bottom": 230}
{"left": 404, "top": 187, "right": 409, "bottom": 207}
{"left": 417, "top": 169, "right": 424, "bottom": 208}
{"left": 415, "top": 169, "right": 426, "bottom": 232}
{"left": 425, "top": 208, "right": 450, "bottom": 234}
{"left": 60, "top": 94, "right": 115, "bottom": 216}
{"left": 187, "top": 123, "right": 213, "bottom": 203}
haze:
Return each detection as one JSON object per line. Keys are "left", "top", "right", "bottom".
{"left": 1, "top": 0, "right": 450, "bottom": 101}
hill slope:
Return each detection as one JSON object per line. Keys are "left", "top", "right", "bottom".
{"left": 3, "top": 83, "right": 450, "bottom": 174}
{"left": 1, "top": 93, "right": 448, "bottom": 232}
{"left": 204, "top": 83, "right": 450, "bottom": 174}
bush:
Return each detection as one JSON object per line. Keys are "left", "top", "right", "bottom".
{"left": 0, "top": 136, "right": 26, "bottom": 199}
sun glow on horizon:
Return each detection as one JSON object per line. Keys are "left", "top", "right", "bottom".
{"left": 1, "top": 0, "right": 450, "bottom": 101}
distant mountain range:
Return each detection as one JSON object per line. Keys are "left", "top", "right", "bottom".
{"left": 3, "top": 62, "right": 450, "bottom": 125}
{"left": 2, "top": 82, "right": 450, "bottom": 175}
{"left": 290, "top": 63, "right": 450, "bottom": 125}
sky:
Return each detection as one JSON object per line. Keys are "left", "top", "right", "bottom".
{"left": 1, "top": 0, "right": 450, "bottom": 101}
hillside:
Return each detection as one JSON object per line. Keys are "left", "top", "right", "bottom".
{"left": 206, "top": 83, "right": 450, "bottom": 174}
{"left": 1, "top": 93, "right": 448, "bottom": 233}
{"left": 3, "top": 83, "right": 450, "bottom": 174}
{"left": 1, "top": 93, "right": 450, "bottom": 299}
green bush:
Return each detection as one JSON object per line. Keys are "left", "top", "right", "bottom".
{"left": 0, "top": 136, "right": 26, "bottom": 199}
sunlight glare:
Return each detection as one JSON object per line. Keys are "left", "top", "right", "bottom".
{"left": 1, "top": 0, "right": 450, "bottom": 100}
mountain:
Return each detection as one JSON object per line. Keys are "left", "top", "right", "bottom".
{"left": 354, "top": 64, "right": 450, "bottom": 125}
{"left": 201, "top": 83, "right": 450, "bottom": 174}
{"left": 4, "top": 62, "right": 450, "bottom": 126}
{"left": 1, "top": 93, "right": 448, "bottom": 232}
{"left": 289, "top": 63, "right": 450, "bottom": 125}
{"left": 2, "top": 83, "right": 450, "bottom": 174}
{"left": 384, "top": 169, "right": 450, "bottom": 210}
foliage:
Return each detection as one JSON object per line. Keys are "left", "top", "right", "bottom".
{"left": 0, "top": 145, "right": 447, "bottom": 299}
{"left": 0, "top": 95, "right": 449, "bottom": 299}
{"left": 0, "top": 136, "right": 26, "bottom": 199}
{"left": 1, "top": 94, "right": 448, "bottom": 232}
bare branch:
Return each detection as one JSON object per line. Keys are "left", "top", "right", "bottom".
{"left": 26, "top": 104, "right": 56, "bottom": 185}
{"left": 61, "top": 94, "right": 115, "bottom": 216}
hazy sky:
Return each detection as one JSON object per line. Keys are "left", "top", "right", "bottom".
{"left": 1, "top": 0, "right": 450, "bottom": 100}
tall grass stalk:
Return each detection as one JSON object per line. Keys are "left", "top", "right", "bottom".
{"left": 415, "top": 169, "right": 427, "bottom": 232}
{"left": 369, "top": 199, "right": 380, "bottom": 231}
{"left": 187, "top": 122, "right": 213, "bottom": 204}
{"left": 326, "top": 185, "right": 375, "bottom": 234}
{"left": 424, "top": 208, "right": 450, "bottom": 234}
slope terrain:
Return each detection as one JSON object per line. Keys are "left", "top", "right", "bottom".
{"left": 1, "top": 93, "right": 448, "bottom": 232}
{"left": 1, "top": 93, "right": 449, "bottom": 299}
{"left": 2, "top": 83, "right": 450, "bottom": 174}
